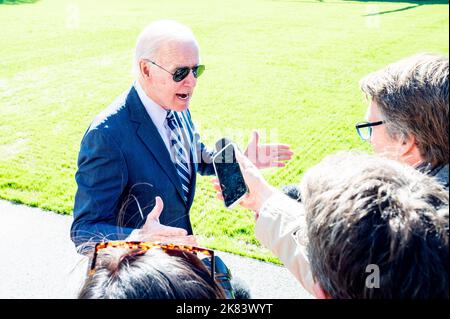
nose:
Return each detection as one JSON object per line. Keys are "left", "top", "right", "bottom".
{"left": 182, "top": 69, "right": 197, "bottom": 87}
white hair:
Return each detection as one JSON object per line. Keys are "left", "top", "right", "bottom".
{"left": 133, "top": 20, "right": 199, "bottom": 77}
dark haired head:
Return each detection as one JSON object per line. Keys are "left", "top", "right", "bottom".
{"left": 79, "top": 247, "right": 226, "bottom": 299}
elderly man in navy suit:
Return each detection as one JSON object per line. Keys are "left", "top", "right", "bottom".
{"left": 71, "top": 20, "right": 293, "bottom": 250}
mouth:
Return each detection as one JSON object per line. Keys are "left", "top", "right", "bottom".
{"left": 176, "top": 93, "right": 190, "bottom": 101}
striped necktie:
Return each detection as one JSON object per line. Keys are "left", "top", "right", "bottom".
{"left": 166, "top": 111, "right": 191, "bottom": 202}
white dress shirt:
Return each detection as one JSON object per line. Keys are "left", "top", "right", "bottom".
{"left": 134, "top": 81, "right": 192, "bottom": 173}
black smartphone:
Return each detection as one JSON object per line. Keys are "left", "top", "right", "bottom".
{"left": 213, "top": 142, "right": 248, "bottom": 209}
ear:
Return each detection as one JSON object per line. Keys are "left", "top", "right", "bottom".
{"left": 399, "top": 134, "right": 416, "bottom": 155}
{"left": 139, "top": 60, "right": 151, "bottom": 79}
{"left": 312, "top": 281, "right": 331, "bottom": 299}
{"left": 398, "top": 134, "right": 423, "bottom": 165}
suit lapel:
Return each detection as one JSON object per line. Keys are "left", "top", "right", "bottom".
{"left": 126, "top": 87, "right": 186, "bottom": 204}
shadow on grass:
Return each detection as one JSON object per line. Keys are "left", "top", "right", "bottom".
{"left": 270, "top": 0, "right": 448, "bottom": 4}
{"left": 345, "top": 0, "right": 448, "bottom": 4}
{"left": 0, "top": 0, "right": 40, "bottom": 4}
{"left": 269, "top": 0, "right": 448, "bottom": 15}
{"left": 363, "top": 4, "right": 421, "bottom": 15}
{"left": 349, "top": 0, "right": 449, "bottom": 16}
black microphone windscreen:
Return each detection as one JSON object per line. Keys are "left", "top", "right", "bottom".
{"left": 231, "top": 277, "right": 252, "bottom": 299}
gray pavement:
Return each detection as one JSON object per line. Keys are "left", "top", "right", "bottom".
{"left": 0, "top": 200, "right": 312, "bottom": 299}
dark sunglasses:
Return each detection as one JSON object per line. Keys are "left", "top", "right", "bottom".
{"left": 145, "top": 59, "right": 205, "bottom": 82}
{"left": 89, "top": 241, "right": 215, "bottom": 280}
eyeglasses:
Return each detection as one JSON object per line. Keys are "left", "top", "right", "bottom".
{"left": 89, "top": 241, "right": 215, "bottom": 280}
{"left": 145, "top": 59, "right": 205, "bottom": 82}
{"left": 355, "top": 121, "right": 384, "bottom": 141}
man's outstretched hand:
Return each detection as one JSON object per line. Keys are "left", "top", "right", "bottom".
{"left": 244, "top": 130, "right": 293, "bottom": 169}
{"left": 127, "top": 197, "right": 197, "bottom": 246}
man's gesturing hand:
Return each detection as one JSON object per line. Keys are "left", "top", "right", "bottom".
{"left": 244, "top": 130, "right": 293, "bottom": 169}
{"left": 127, "top": 197, "right": 197, "bottom": 246}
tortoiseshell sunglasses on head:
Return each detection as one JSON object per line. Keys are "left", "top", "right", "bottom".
{"left": 89, "top": 241, "right": 215, "bottom": 280}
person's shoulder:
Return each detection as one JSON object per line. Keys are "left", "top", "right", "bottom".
{"left": 89, "top": 88, "right": 131, "bottom": 132}
{"left": 435, "top": 164, "right": 449, "bottom": 189}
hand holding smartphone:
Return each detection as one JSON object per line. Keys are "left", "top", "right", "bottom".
{"left": 213, "top": 139, "right": 248, "bottom": 209}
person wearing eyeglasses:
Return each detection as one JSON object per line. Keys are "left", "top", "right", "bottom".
{"left": 356, "top": 53, "right": 448, "bottom": 189}
{"left": 71, "top": 20, "right": 292, "bottom": 251}
{"left": 281, "top": 53, "right": 448, "bottom": 204}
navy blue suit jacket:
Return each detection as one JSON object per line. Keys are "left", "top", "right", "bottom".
{"left": 71, "top": 86, "right": 215, "bottom": 248}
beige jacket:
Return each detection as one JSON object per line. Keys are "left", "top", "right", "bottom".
{"left": 254, "top": 191, "right": 315, "bottom": 296}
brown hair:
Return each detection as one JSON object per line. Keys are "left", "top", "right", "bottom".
{"left": 300, "top": 152, "right": 449, "bottom": 299}
{"left": 78, "top": 246, "right": 226, "bottom": 299}
{"left": 360, "top": 53, "right": 449, "bottom": 166}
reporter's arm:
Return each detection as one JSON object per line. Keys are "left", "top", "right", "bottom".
{"left": 255, "top": 190, "right": 315, "bottom": 296}
{"left": 224, "top": 150, "right": 315, "bottom": 295}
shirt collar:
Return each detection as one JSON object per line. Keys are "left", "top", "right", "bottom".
{"left": 134, "top": 80, "right": 168, "bottom": 131}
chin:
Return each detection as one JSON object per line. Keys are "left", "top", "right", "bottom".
{"left": 172, "top": 101, "right": 190, "bottom": 112}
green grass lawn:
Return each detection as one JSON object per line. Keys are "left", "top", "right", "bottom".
{"left": 0, "top": 0, "right": 448, "bottom": 262}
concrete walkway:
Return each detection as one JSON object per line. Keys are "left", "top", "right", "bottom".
{"left": 0, "top": 200, "right": 312, "bottom": 299}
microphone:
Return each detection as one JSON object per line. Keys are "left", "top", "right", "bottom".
{"left": 281, "top": 184, "right": 302, "bottom": 202}
{"left": 231, "top": 277, "right": 252, "bottom": 299}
